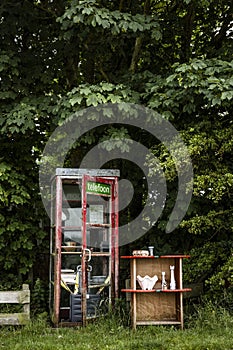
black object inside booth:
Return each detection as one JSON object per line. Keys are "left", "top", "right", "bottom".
{"left": 70, "top": 294, "right": 101, "bottom": 322}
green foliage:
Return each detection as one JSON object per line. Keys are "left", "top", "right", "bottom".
{"left": 184, "top": 242, "right": 233, "bottom": 283}
{"left": 144, "top": 59, "right": 233, "bottom": 116}
{"left": 0, "top": 160, "right": 46, "bottom": 286}
{"left": 145, "top": 56, "right": 232, "bottom": 300}
{"left": 31, "top": 278, "right": 49, "bottom": 316}
{"left": 55, "top": 82, "right": 140, "bottom": 122}
{"left": 0, "top": 161, "right": 30, "bottom": 206}
{"left": 57, "top": 0, "right": 161, "bottom": 38}
{"left": 0, "top": 0, "right": 232, "bottom": 311}
{"left": 188, "top": 301, "right": 233, "bottom": 332}
{"left": 98, "top": 127, "right": 134, "bottom": 152}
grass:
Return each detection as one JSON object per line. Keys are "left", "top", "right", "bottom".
{"left": 1, "top": 304, "right": 233, "bottom": 350}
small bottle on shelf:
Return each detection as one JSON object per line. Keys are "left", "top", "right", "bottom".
{"left": 148, "top": 246, "right": 154, "bottom": 256}
{"left": 161, "top": 271, "right": 168, "bottom": 290}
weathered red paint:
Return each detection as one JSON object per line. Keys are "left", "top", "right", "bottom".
{"left": 54, "top": 176, "right": 62, "bottom": 326}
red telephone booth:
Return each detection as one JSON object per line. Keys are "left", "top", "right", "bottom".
{"left": 49, "top": 168, "right": 119, "bottom": 326}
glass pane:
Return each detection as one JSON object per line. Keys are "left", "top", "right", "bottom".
{"left": 86, "top": 193, "right": 111, "bottom": 253}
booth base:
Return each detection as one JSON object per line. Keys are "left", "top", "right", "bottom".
{"left": 70, "top": 294, "right": 101, "bottom": 322}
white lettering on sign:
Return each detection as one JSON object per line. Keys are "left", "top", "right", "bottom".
{"left": 86, "top": 181, "right": 111, "bottom": 196}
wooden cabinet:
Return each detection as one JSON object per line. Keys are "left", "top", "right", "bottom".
{"left": 121, "top": 255, "right": 191, "bottom": 329}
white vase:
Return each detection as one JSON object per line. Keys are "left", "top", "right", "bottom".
{"left": 148, "top": 246, "right": 154, "bottom": 256}
{"left": 169, "top": 265, "right": 176, "bottom": 290}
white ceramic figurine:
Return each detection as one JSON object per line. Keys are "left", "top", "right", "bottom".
{"left": 169, "top": 265, "right": 176, "bottom": 290}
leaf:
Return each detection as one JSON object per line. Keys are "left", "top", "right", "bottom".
{"left": 86, "top": 94, "right": 98, "bottom": 106}
{"left": 82, "top": 7, "right": 93, "bottom": 15}
{"left": 73, "top": 14, "right": 84, "bottom": 23}
{"left": 221, "top": 91, "right": 233, "bottom": 101}
{"left": 109, "top": 94, "right": 122, "bottom": 103}
{"left": 95, "top": 14, "right": 102, "bottom": 26}
{"left": 212, "top": 97, "right": 221, "bottom": 105}
{"left": 80, "top": 86, "right": 92, "bottom": 96}
{"left": 101, "top": 83, "right": 114, "bottom": 92}
{"left": 151, "top": 28, "right": 162, "bottom": 41}
{"left": 70, "top": 95, "right": 83, "bottom": 106}
{"left": 91, "top": 16, "right": 96, "bottom": 27}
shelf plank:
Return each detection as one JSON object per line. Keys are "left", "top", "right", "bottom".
{"left": 160, "top": 255, "right": 190, "bottom": 259}
{"left": 121, "top": 255, "right": 190, "bottom": 259}
{"left": 91, "top": 252, "right": 111, "bottom": 257}
{"left": 136, "top": 320, "right": 182, "bottom": 326}
{"left": 121, "top": 288, "right": 192, "bottom": 293}
{"left": 61, "top": 251, "right": 82, "bottom": 255}
{"left": 121, "top": 255, "right": 158, "bottom": 259}
{"left": 156, "top": 288, "right": 192, "bottom": 293}
{"left": 122, "top": 289, "right": 156, "bottom": 293}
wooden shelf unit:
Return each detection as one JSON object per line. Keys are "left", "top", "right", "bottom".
{"left": 121, "top": 255, "right": 191, "bottom": 329}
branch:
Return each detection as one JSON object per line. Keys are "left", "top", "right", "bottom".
{"left": 180, "top": 3, "right": 195, "bottom": 62}
{"left": 129, "top": 36, "right": 143, "bottom": 74}
{"left": 98, "top": 63, "right": 110, "bottom": 82}
{"left": 129, "top": 0, "right": 151, "bottom": 74}
{"left": 119, "top": 0, "right": 124, "bottom": 12}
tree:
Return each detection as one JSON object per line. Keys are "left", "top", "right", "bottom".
{"left": 0, "top": 0, "right": 232, "bottom": 305}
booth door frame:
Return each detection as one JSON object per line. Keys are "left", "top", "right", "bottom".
{"left": 81, "top": 174, "right": 119, "bottom": 326}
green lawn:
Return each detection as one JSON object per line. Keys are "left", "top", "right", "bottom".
{"left": 1, "top": 305, "right": 233, "bottom": 350}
